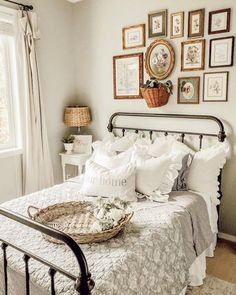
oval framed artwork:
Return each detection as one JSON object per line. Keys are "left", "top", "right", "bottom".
{"left": 145, "top": 39, "right": 175, "bottom": 80}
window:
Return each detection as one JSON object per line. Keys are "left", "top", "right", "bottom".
{"left": 0, "top": 7, "right": 21, "bottom": 153}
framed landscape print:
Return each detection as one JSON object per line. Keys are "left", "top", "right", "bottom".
{"left": 145, "top": 39, "right": 175, "bottom": 80}
{"left": 203, "top": 72, "right": 229, "bottom": 102}
{"left": 178, "top": 77, "right": 200, "bottom": 104}
{"left": 209, "top": 36, "right": 235, "bottom": 68}
{"left": 170, "top": 12, "right": 184, "bottom": 38}
{"left": 188, "top": 9, "right": 205, "bottom": 38}
{"left": 181, "top": 39, "right": 205, "bottom": 71}
{"left": 113, "top": 53, "right": 143, "bottom": 99}
{"left": 148, "top": 10, "right": 167, "bottom": 38}
{"left": 208, "top": 8, "right": 231, "bottom": 35}
{"left": 122, "top": 24, "right": 145, "bottom": 50}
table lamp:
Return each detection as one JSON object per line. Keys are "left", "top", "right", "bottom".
{"left": 64, "top": 106, "right": 91, "bottom": 133}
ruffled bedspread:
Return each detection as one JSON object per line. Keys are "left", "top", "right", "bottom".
{"left": 0, "top": 183, "right": 212, "bottom": 295}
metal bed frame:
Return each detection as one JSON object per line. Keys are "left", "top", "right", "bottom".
{"left": 0, "top": 112, "right": 226, "bottom": 295}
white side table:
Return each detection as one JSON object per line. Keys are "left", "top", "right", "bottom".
{"left": 59, "top": 153, "right": 91, "bottom": 182}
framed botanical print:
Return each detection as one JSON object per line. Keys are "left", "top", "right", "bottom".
{"left": 178, "top": 77, "right": 200, "bottom": 104}
{"left": 122, "top": 24, "right": 145, "bottom": 50}
{"left": 170, "top": 12, "right": 184, "bottom": 38}
{"left": 188, "top": 9, "right": 205, "bottom": 38}
{"left": 73, "top": 135, "right": 93, "bottom": 154}
{"left": 181, "top": 39, "right": 205, "bottom": 71}
{"left": 148, "top": 10, "right": 167, "bottom": 38}
{"left": 203, "top": 72, "right": 229, "bottom": 102}
{"left": 113, "top": 53, "right": 143, "bottom": 99}
{"left": 209, "top": 36, "right": 235, "bottom": 68}
{"left": 145, "top": 39, "right": 175, "bottom": 80}
{"left": 208, "top": 8, "right": 231, "bottom": 35}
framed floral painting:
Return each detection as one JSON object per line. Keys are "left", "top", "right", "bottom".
{"left": 145, "top": 39, "right": 175, "bottom": 80}
{"left": 113, "top": 53, "right": 143, "bottom": 99}
{"left": 148, "top": 10, "right": 167, "bottom": 38}
{"left": 203, "top": 72, "right": 229, "bottom": 102}
{"left": 188, "top": 9, "right": 205, "bottom": 38}
{"left": 208, "top": 8, "right": 231, "bottom": 35}
{"left": 178, "top": 77, "right": 200, "bottom": 104}
{"left": 209, "top": 36, "right": 234, "bottom": 68}
{"left": 170, "top": 12, "right": 184, "bottom": 38}
{"left": 181, "top": 39, "right": 205, "bottom": 71}
{"left": 122, "top": 24, "right": 146, "bottom": 50}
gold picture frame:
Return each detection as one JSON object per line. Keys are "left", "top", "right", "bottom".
{"left": 181, "top": 39, "right": 205, "bottom": 71}
{"left": 148, "top": 9, "right": 167, "bottom": 38}
{"left": 178, "top": 76, "right": 200, "bottom": 104}
{"left": 170, "top": 12, "right": 184, "bottom": 38}
{"left": 122, "top": 24, "right": 146, "bottom": 50}
{"left": 188, "top": 9, "right": 205, "bottom": 38}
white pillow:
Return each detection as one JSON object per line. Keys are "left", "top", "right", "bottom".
{"left": 80, "top": 160, "right": 137, "bottom": 201}
{"left": 135, "top": 152, "right": 183, "bottom": 199}
{"left": 102, "top": 132, "right": 138, "bottom": 152}
{"left": 148, "top": 137, "right": 174, "bottom": 158}
{"left": 187, "top": 142, "right": 228, "bottom": 204}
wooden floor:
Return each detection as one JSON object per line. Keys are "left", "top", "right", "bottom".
{"left": 206, "top": 238, "right": 236, "bottom": 284}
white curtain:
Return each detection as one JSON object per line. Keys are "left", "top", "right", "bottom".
{"left": 17, "top": 10, "right": 54, "bottom": 195}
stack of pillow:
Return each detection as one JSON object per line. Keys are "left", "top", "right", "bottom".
{"left": 79, "top": 132, "right": 228, "bottom": 204}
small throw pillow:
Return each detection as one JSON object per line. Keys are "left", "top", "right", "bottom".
{"left": 172, "top": 154, "right": 193, "bottom": 191}
{"left": 80, "top": 160, "right": 137, "bottom": 201}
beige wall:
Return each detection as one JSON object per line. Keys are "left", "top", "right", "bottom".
{"left": 73, "top": 0, "right": 236, "bottom": 236}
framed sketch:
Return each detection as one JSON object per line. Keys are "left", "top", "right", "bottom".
{"left": 145, "top": 39, "right": 175, "bottom": 80}
{"left": 203, "top": 72, "right": 229, "bottom": 102}
{"left": 170, "top": 12, "right": 184, "bottom": 38}
{"left": 188, "top": 9, "right": 205, "bottom": 38}
{"left": 209, "top": 36, "right": 235, "bottom": 68}
{"left": 113, "top": 53, "right": 143, "bottom": 99}
{"left": 178, "top": 77, "right": 200, "bottom": 104}
{"left": 148, "top": 10, "right": 167, "bottom": 38}
{"left": 73, "top": 135, "right": 93, "bottom": 154}
{"left": 122, "top": 24, "right": 145, "bottom": 50}
{"left": 181, "top": 39, "right": 205, "bottom": 71}
{"left": 208, "top": 8, "right": 231, "bottom": 35}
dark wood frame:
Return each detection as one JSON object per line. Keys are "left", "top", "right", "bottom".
{"left": 208, "top": 8, "right": 231, "bottom": 35}
{"left": 181, "top": 39, "right": 205, "bottom": 71}
{"left": 177, "top": 76, "right": 200, "bottom": 104}
{"left": 145, "top": 39, "right": 175, "bottom": 80}
{"left": 122, "top": 24, "right": 146, "bottom": 50}
{"left": 170, "top": 11, "right": 184, "bottom": 39}
{"left": 188, "top": 9, "right": 205, "bottom": 38}
{"left": 113, "top": 53, "right": 143, "bottom": 99}
{"left": 203, "top": 71, "right": 229, "bottom": 102}
{"left": 148, "top": 9, "right": 167, "bottom": 38}
{"left": 209, "top": 36, "right": 235, "bottom": 68}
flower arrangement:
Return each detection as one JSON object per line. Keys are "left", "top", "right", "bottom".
{"left": 91, "top": 198, "right": 130, "bottom": 233}
{"left": 152, "top": 49, "right": 168, "bottom": 69}
{"left": 61, "top": 135, "right": 75, "bottom": 144}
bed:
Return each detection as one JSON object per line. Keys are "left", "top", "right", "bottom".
{"left": 0, "top": 112, "right": 227, "bottom": 295}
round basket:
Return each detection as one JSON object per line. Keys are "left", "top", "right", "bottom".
{"left": 28, "top": 202, "right": 133, "bottom": 244}
{"left": 140, "top": 87, "right": 170, "bottom": 108}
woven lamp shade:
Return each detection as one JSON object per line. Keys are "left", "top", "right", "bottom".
{"left": 64, "top": 106, "right": 91, "bottom": 127}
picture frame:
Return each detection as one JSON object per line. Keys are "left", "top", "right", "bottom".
{"left": 178, "top": 77, "right": 200, "bottom": 104}
{"left": 203, "top": 72, "right": 229, "bottom": 102}
{"left": 122, "top": 24, "right": 146, "bottom": 50}
{"left": 181, "top": 39, "right": 205, "bottom": 71}
{"left": 113, "top": 53, "right": 143, "bottom": 99}
{"left": 145, "top": 39, "right": 175, "bottom": 80}
{"left": 209, "top": 36, "right": 235, "bottom": 68}
{"left": 188, "top": 9, "right": 205, "bottom": 38}
{"left": 208, "top": 8, "right": 231, "bottom": 35}
{"left": 73, "top": 135, "right": 93, "bottom": 154}
{"left": 170, "top": 12, "right": 184, "bottom": 38}
{"left": 148, "top": 9, "right": 167, "bottom": 38}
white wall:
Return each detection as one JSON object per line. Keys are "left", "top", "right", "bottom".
{"left": 73, "top": 0, "right": 236, "bottom": 236}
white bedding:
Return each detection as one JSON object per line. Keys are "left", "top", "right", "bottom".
{"left": 0, "top": 181, "right": 217, "bottom": 295}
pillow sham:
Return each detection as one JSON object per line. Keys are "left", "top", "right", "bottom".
{"left": 148, "top": 137, "right": 175, "bottom": 158}
{"left": 105, "top": 132, "right": 138, "bottom": 152}
{"left": 80, "top": 160, "right": 137, "bottom": 201}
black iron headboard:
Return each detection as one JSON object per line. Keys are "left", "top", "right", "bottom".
{"left": 108, "top": 112, "right": 226, "bottom": 150}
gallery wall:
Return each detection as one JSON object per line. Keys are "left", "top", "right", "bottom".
{"left": 73, "top": 0, "right": 236, "bottom": 237}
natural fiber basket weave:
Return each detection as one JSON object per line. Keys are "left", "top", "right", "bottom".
{"left": 64, "top": 106, "right": 91, "bottom": 127}
{"left": 28, "top": 202, "right": 133, "bottom": 244}
{"left": 140, "top": 87, "right": 170, "bottom": 108}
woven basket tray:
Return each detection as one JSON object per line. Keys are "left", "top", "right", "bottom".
{"left": 28, "top": 202, "right": 133, "bottom": 244}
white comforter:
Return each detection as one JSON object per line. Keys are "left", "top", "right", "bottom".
{"left": 0, "top": 182, "right": 212, "bottom": 295}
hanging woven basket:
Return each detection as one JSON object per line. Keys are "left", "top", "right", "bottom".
{"left": 140, "top": 87, "right": 170, "bottom": 108}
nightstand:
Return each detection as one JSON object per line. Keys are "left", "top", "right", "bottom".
{"left": 59, "top": 153, "right": 91, "bottom": 182}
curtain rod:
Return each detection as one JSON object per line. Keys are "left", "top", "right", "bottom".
{"left": 3, "top": 0, "right": 33, "bottom": 10}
